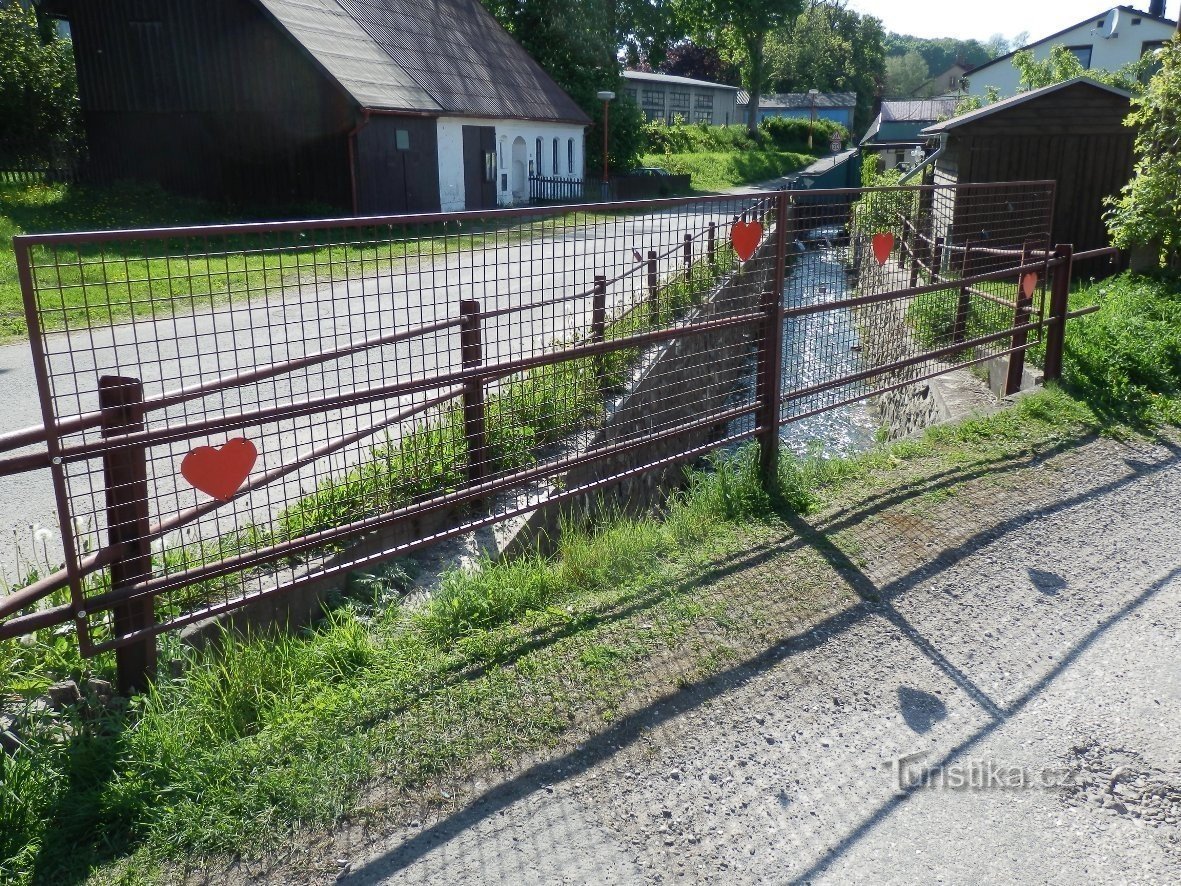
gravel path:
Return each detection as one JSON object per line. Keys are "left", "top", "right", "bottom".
{"left": 331, "top": 431, "right": 1181, "bottom": 885}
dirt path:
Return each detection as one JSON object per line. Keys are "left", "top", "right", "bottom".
{"left": 320, "top": 430, "right": 1181, "bottom": 885}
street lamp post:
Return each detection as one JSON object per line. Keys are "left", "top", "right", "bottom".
{"left": 597, "top": 90, "right": 615, "bottom": 199}
{"left": 807, "top": 88, "right": 819, "bottom": 151}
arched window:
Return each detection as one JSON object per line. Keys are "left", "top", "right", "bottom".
{"left": 552, "top": 138, "right": 559, "bottom": 176}
{"left": 535, "top": 137, "right": 543, "bottom": 173}
{"left": 567, "top": 138, "right": 575, "bottom": 175}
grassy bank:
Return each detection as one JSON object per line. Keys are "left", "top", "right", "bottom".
{"left": 642, "top": 150, "right": 814, "bottom": 193}
{"left": 2, "top": 271, "right": 1178, "bottom": 883}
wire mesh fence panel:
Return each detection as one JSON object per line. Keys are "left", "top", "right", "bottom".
{"left": 0, "top": 181, "right": 1072, "bottom": 664}
{"left": 775, "top": 181, "right": 1055, "bottom": 437}
{"left": 10, "top": 194, "right": 783, "bottom": 655}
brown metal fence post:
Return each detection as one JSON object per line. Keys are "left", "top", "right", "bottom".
{"left": 1005, "top": 243, "right": 1036, "bottom": 395}
{"left": 683, "top": 232, "right": 693, "bottom": 279}
{"left": 592, "top": 274, "right": 607, "bottom": 396}
{"left": 953, "top": 243, "right": 973, "bottom": 344}
{"left": 757, "top": 193, "right": 790, "bottom": 483}
{"left": 1043, "top": 244, "right": 1074, "bottom": 382}
{"left": 99, "top": 375, "right": 156, "bottom": 694}
{"left": 932, "top": 236, "right": 944, "bottom": 281}
{"left": 909, "top": 227, "right": 921, "bottom": 288}
{"left": 459, "top": 299, "right": 487, "bottom": 488}
{"left": 647, "top": 249, "right": 659, "bottom": 325}
{"left": 707, "top": 221, "right": 716, "bottom": 266}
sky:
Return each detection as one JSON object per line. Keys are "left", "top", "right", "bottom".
{"left": 847, "top": 0, "right": 1178, "bottom": 42}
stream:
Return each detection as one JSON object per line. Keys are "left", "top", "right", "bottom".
{"left": 730, "top": 241, "right": 879, "bottom": 459}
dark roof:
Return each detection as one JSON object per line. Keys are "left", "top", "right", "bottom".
{"left": 257, "top": 0, "right": 590, "bottom": 123}
{"left": 921, "top": 77, "right": 1131, "bottom": 134}
{"left": 736, "top": 91, "right": 856, "bottom": 109}
{"left": 622, "top": 71, "right": 739, "bottom": 91}
{"left": 966, "top": 5, "right": 1177, "bottom": 77}
{"left": 880, "top": 99, "right": 960, "bottom": 123}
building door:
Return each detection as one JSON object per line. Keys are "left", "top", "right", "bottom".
{"left": 511, "top": 136, "right": 527, "bottom": 203}
{"left": 462, "top": 125, "right": 497, "bottom": 210}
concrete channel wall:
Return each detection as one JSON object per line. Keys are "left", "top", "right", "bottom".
{"left": 183, "top": 236, "right": 777, "bottom": 646}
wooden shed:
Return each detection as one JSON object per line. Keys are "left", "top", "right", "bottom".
{"left": 920, "top": 78, "right": 1135, "bottom": 258}
{"left": 40, "top": 0, "right": 590, "bottom": 214}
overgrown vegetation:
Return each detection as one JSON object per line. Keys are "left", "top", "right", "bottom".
{"left": 1106, "top": 36, "right": 1181, "bottom": 270}
{"left": 4, "top": 267, "right": 1178, "bottom": 882}
{"left": 637, "top": 116, "right": 843, "bottom": 190}
{"left": 641, "top": 115, "right": 846, "bottom": 156}
{"left": 0, "top": 4, "right": 80, "bottom": 170}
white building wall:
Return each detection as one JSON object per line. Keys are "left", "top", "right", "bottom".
{"left": 967, "top": 9, "right": 1175, "bottom": 98}
{"left": 436, "top": 116, "right": 586, "bottom": 212}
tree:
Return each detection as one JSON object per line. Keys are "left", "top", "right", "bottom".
{"left": 0, "top": 2, "right": 80, "bottom": 168}
{"left": 1106, "top": 37, "right": 1181, "bottom": 269}
{"left": 766, "top": 2, "right": 885, "bottom": 134}
{"left": 678, "top": 0, "right": 804, "bottom": 133}
{"left": 658, "top": 40, "right": 741, "bottom": 85}
{"left": 884, "top": 51, "right": 929, "bottom": 97}
{"left": 883, "top": 34, "right": 994, "bottom": 74}
{"left": 481, "top": 0, "right": 670, "bottom": 173}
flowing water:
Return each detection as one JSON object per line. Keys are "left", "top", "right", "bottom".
{"left": 730, "top": 242, "right": 878, "bottom": 459}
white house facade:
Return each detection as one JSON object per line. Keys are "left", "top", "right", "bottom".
{"left": 966, "top": 4, "right": 1176, "bottom": 98}
{"left": 436, "top": 117, "right": 585, "bottom": 212}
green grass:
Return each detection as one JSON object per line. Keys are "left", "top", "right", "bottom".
{"left": 642, "top": 150, "right": 814, "bottom": 192}
{"left": 3, "top": 264, "right": 1177, "bottom": 883}
{"left": 0, "top": 180, "right": 575, "bottom": 340}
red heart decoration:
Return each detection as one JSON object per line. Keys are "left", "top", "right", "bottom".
{"left": 181, "top": 438, "right": 258, "bottom": 502}
{"left": 1020, "top": 272, "right": 1038, "bottom": 299}
{"left": 731, "top": 220, "right": 763, "bottom": 262}
{"left": 871, "top": 232, "right": 895, "bottom": 266}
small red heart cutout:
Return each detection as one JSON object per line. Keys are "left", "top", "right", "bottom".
{"left": 1020, "top": 272, "right": 1038, "bottom": 300}
{"left": 181, "top": 438, "right": 258, "bottom": 502}
{"left": 871, "top": 232, "right": 894, "bottom": 266}
{"left": 731, "top": 220, "right": 763, "bottom": 262}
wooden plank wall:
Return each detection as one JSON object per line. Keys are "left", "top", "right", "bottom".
{"left": 942, "top": 84, "right": 1135, "bottom": 258}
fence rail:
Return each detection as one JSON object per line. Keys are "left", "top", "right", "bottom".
{"left": 0, "top": 181, "right": 1113, "bottom": 691}
{"left": 529, "top": 174, "right": 584, "bottom": 203}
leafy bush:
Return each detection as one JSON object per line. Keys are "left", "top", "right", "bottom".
{"left": 1061, "top": 273, "right": 1181, "bottom": 422}
{"left": 851, "top": 158, "right": 917, "bottom": 235}
{"left": 639, "top": 116, "right": 847, "bottom": 159}
{"left": 1106, "top": 37, "right": 1181, "bottom": 270}
{"left": 759, "top": 115, "right": 847, "bottom": 153}
{"left": 0, "top": 4, "right": 81, "bottom": 167}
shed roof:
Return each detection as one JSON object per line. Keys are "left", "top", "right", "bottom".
{"left": 920, "top": 77, "right": 1131, "bottom": 134}
{"left": 622, "top": 71, "right": 740, "bottom": 91}
{"left": 880, "top": 99, "right": 961, "bottom": 123}
{"left": 736, "top": 91, "right": 857, "bottom": 109}
{"left": 257, "top": 0, "right": 590, "bottom": 123}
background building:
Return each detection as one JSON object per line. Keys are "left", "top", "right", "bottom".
{"left": 621, "top": 71, "right": 740, "bottom": 126}
{"left": 966, "top": 4, "right": 1176, "bottom": 98}
{"left": 42, "top": 0, "right": 590, "bottom": 214}
{"left": 735, "top": 92, "right": 856, "bottom": 130}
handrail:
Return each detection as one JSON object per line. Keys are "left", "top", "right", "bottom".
{"left": 0, "top": 386, "right": 465, "bottom": 620}
{"left": 1, "top": 201, "right": 760, "bottom": 457}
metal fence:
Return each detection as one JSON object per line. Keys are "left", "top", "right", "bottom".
{"left": 529, "top": 174, "right": 584, "bottom": 203}
{"left": 0, "top": 181, "right": 1115, "bottom": 690}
